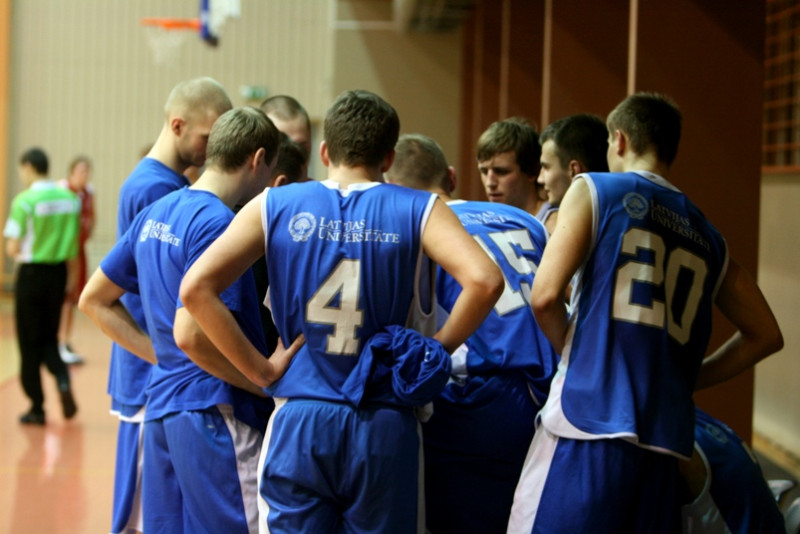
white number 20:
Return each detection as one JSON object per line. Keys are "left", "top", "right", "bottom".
{"left": 306, "top": 259, "right": 363, "bottom": 355}
{"left": 612, "top": 228, "right": 708, "bottom": 345}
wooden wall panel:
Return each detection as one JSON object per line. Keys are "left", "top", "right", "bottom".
{"left": 547, "top": 0, "right": 628, "bottom": 122}
{"left": 3, "top": 0, "right": 331, "bottom": 282}
{"left": 458, "top": 0, "right": 544, "bottom": 201}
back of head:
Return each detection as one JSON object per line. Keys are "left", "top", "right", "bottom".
{"left": 260, "top": 95, "right": 311, "bottom": 131}
{"left": 476, "top": 117, "right": 540, "bottom": 176}
{"left": 164, "top": 77, "right": 232, "bottom": 122}
{"left": 272, "top": 132, "right": 308, "bottom": 184}
{"left": 323, "top": 90, "right": 400, "bottom": 168}
{"left": 606, "top": 92, "right": 682, "bottom": 167}
{"left": 386, "top": 134, "right": 450, "bottom": 191}
{"left": 540, "top": 113, "right": 609, "bottom": 172}
{"left": 204, "top": 107, "right": 280, "bottom": 172}
{"left": 20, "top": 147, "right": 49, "bottom": 176}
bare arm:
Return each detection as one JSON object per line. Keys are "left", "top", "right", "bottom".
{"left": 78, "top": 267, "right": 156, "bottom": 364}
{"left": 5, "top": 237, "right": 19, "bottom": 259}
{"left": 694, "top": 258, "right": 783, "bottom": 389}
{"left": 422, "top": 199, "right": 504, "bottom": 353}
{"left": 531, "top": 178, "right": 593, "bottom": 354}
{"left": 179, "top": 192, "right": 302, "bottom": 387}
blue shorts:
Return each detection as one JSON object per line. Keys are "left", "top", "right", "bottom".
{"left": 508, "top": 425, "right": 679, "bottom": 534}
{"left": 422, "top": 373, "right": 538, "bottom": 533}
{"left": 142, "top": 405, "right": 263, "bottom": 534}
{"left": 110, "top": 405, "right": 144, "bottom": 534}
{"left": 259, "top": 399, "right": 422, "bottom": 534}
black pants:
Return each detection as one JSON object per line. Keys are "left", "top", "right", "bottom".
{"left": 15, "top": 262, "right": 71, "bottom": 413}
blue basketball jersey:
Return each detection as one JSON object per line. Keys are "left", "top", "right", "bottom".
{"left": 683, "top": 409, "right": 786, "bottom": 533}
{"left": 438, "top": 200, "right": 557, "bottom": 401}
{"left": 540, "top": 171, "right": 728, "bottom": 457}
{"left": 108, "top": 158, "right": 190, "bottom": 407}
{"left": 102, "top": 188, "right": 271, "bottom": 429}
{"left": 263, "top": 180, "right": 437, "bottom": 402}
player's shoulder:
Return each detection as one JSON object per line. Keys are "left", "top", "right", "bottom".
{"left": 120, "top": 159, "right": 185, "bottom": 193}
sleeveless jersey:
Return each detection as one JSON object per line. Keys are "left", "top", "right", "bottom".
{"left": 102, "top": 188, "right": 270, "bottom": 428}
{"left": 540, "top": 171, "right": 728, "bottom": 458}
{"left": 263, "top": 180, "right": 437, "bottom": 402}
{"left": 535, "top": 200, "right": 558, "bottom": 231}
{"left": 682, "top": 409, "right": 786, "bottom": 533}
{"left": 438, "top": 200, "right": 557, "bottom": 401}
{"left": 108, "top": 158, "right": 190, "bottom": 407}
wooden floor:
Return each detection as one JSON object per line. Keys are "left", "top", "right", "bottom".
{"left": 0, "top": 295, "right": 116, "bottom": 533}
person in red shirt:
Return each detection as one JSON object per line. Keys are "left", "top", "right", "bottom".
{"left": 58, "top": 155, "right": 94, "bottom": 365}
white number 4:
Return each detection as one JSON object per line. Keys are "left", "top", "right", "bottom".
{"left": 306, "top": 259, "right": 364, "bottom": 355}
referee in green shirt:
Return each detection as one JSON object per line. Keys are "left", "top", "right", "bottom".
{"left": 3, "top": 147, "right": 81, "bottom": 425}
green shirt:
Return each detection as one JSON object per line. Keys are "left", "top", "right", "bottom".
{"left": 3, "top": 180, "right": 81, "bottom": 263}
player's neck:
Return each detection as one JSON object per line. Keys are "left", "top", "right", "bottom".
{"left": 326, "top": 164, "right": 382, "bottom": 187}
{"left": 524, "top": 193, "right": 544, "bottom": 217}
{"left": 430, "top": 187, "right": 453, "bottom": 203}
{"left": 190, "top": 168, "right": 247, "bottom": 209}
{"left": 148, "top": 127, "right": 190, "bottom": 176}
{"left": 621, "top": 152, "right": 669, "bottom": 179}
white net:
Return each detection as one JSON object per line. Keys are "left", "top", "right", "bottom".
{"left": 143, "top": 25, "right": 192, "bottom": 66}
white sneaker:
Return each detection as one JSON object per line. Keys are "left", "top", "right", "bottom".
{"left": 59, "top": 344, "right": 85, "bottom": 365}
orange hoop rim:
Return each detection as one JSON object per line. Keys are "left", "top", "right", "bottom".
{"left": 140, "top": 17, "right": 202, "bottom": 31}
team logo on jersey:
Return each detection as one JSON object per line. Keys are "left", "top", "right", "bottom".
{"left": 622, "top": 193, "right": 648, "bottom": 220}
{"left": 289, "top": 212, "right": 316, "bottom": 242}
{"left": 139, "top": 219, "right": 181, "bottom": 246}
{"left": 140, "top": 219, "right": 153, "bottom": 242}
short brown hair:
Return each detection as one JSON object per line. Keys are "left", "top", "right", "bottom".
{"left": 386, "top": 134, "right": 450, "bottom": 191}
{"left": 205, "top": 107, "right": 280, "bottom": 172}
{"left": 539, "top": 114, "right": 608, "bottom": 172}
{"left": 606, "top": 92, "right": 682, "bottom": 167}
{"left": 476, "top": 117, "right": 540, "bottom": 176}
{"left": 323, "top": 90, "right": 399, "bottom": 168}
{"left": 272, "top": 133, "right": 308, "bottom": 184}
{"left": 260, "top": 95, "right": 311, "bottom": 132}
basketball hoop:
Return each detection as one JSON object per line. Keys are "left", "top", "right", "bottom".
{"left": 140, "top": 18, "right": 200, "bottom": 66}
{"left": 140, "top": 1, "right": 239, "bottom": 64}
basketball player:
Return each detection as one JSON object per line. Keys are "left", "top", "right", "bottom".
{"left": 260, "top": 94, "right": 312, "bottom": 176}
{"left": 537, "top": 113, "right": 608, "bottom": 229}
{"left": 477, "top": 117, "right": 553, "bottom": 233}
{"left": 680, "top": 408, "right": 786, "bottom": 532}
{"left": 179, "top": 90, "right": 504, "bottom": 533}
{"left": 80, "top": 107, "right": 301, "bottom": 533}
{"left": 385, "top": 133, "right": 557, "bottom": 533}
{"left": 509, "top": 92, "right": 783, "bottom": 533}
{"left": 105, "top": 77, "right": 231, "bottom": 534}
